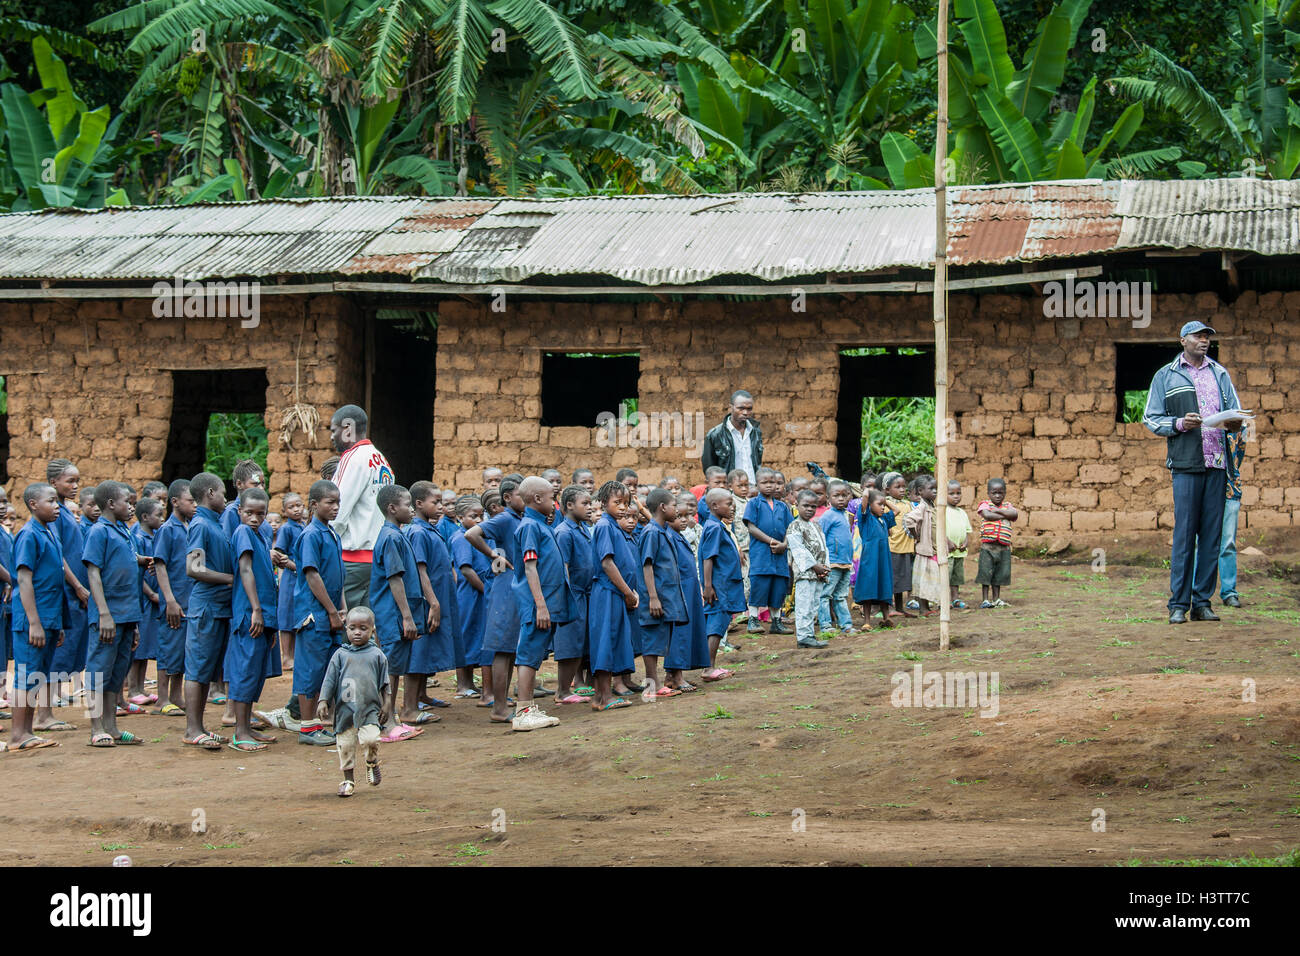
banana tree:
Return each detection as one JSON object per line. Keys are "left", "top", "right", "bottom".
{"left": 0, "top": 37, "right": 128, "bottom": 210}
{"left": 677, "top": 0, "right": 925, "bottom": 188}
{"left": 1109, "top": 0, "right": 1300, "bottom": 179}
{"left": 902, "top": 0, "right": 1178, "bottom": 187}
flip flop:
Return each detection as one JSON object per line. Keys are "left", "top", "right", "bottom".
{"left": 379, "top": 725, "right": 423, "bottom": 743}
{"left": 674, "top": 682, "right": 699, "bottom": 693}
{"left": 118, "top": 702, "right": 146, "bottom": 716}
{"left": 592, "top": 697, "right": 631, "bottom": 711}
{"left": 229, "top": 737, "right": 267, "bottom": 752}
{"left": 418, "top": 698, "right": 451, "bottom": 709}
{"left": 557, "top": 694, "right": 588, "bottom": 704}
{"left": 208, "top": 694, "right": 228, "bottom": 704}
{"left": 622, "top": 681, "right": 646, "bottom": 693}
{"left": 36, "top": 720, "right": 77, "bottom": 732}
{"left": 701, "top": 669, "right": 733, "bottom": 682}
{"left": 405, "top": 711, "right": 440, "bottom": 725}
{"left": 127, "top": 693, "right": 158, "bottom": 707}
{"left": 184, "top": 733, "right": 222, "bottom": 751}
{"left": 153, "top": 703, "right": 185, "bottom": 716}
{"left": 574, "top": 685, "right": 596, "bottom": 696}
{"left": 0, "top": 710, "right": 11, "bottom": 719}
{"left": 653, "top": 686, "right": 683, "bottom": 698}
{"left": 112, "top": 731, "right": 143, "bottom": 745}
{"left": 88, "top": 733, "right": 116, "bottom": 748}
{"left": 12, "top": 736, "right": 58, "bottom": 751}
{"left": 454, "top": 689, "right": 481, "bottom": 699}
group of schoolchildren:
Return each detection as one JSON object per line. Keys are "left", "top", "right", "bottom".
{"left": 0, "top": 453, "right": 1019, "bottom": 796}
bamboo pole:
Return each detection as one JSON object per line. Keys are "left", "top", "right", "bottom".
{"left": 934, "top": 0, "right": 951, "bottom": 652}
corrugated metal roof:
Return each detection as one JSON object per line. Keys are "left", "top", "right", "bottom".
{"left": 0, "top": 179, "right": 1294, "bottom": 286}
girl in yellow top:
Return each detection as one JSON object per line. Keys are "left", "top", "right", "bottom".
{"left": 878, "top": 472, "right": 916, "bottom": 618}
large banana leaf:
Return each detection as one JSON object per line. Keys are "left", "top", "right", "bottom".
{"left": 31, "top": 36, "right": 83, "bottom": 140}
{"left": 695, "top": 75, "right": 745, "bottom": 148}
{"left": 1083, "top": 101, "right": 1142, "bottom": 169}
{"left": 954, "top": 0, "right": 1014, "bottom": 93}
{"left": 880, "top": 131, "right": 933, "bottom": 188}
{"left": 1108, "top": 47, "right": 1245, "bottom": 153}
{"left": 53, "top": 103, "right": 109, "bottom": 183}
{"left": 0, "top": 83, "right": 58, "bottom": 206}
{"left": 973, "top": 86, "right": 1045, "bottom": 180}
{"left": 487, "top": 0, "right": 598, "bottom": 101}
{"left": 1005, "top": 3, "right": 1079, "bottom": 123}
{"left": 431, "top": 0, "right": 492, "bottom": 123}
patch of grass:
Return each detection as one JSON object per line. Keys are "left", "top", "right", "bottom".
{"left": 1100, "top": 638, "right": 1133, "bottom": 648}
{"left": 202, "top": 843, "right": 241, "bottom": 850}
{"left": 949, "top": 778, "right": 986, "bottom": 786}
{"left": 1118, "top": 847, "right": 1300, "bottom": 867}
{"left": 703, "top": 705, "right": 734, "bottom": 720}
{"left": 100, "top": 843, "right": 139, "bottom": 851}
{"left": 749, "top": 811, "right": 774, "bottom": 817}
{"left": 899, "top": 650, "right": 924, "bottom": 662}
{"left": 455, "top": 843, "right": 489, "bottom": 858}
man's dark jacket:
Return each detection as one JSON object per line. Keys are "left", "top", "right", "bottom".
{"left": 701, "top": 418, "right": 763, "bottom": 476}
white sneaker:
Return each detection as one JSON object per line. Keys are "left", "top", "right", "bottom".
{"left": 255, "top": 707, "right": 303, "bottom": 732}
{"left": 511, "top": 705, "right": 560, "bottom": 732}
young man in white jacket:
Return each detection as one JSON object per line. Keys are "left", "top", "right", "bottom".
{"left": 330, "top": 405, "right": 394, "bottom": 610}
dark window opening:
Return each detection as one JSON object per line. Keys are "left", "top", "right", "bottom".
{"left": 836, "top": 347, "right": 935, "bottom": 480}
{"left": 163, "top": 369, "right": 268, "bottom": 496}
{"left": 0, "top": 375, "right": 8, "bottom": 486}
{"left": 541, "top": 352, "right": 639, "bottom": 427}
{"left": 370, "top": 312, "right": 436, "bottom": 483}
{"left": 1115, "top": 342, "right": 1217, "bottom": 423}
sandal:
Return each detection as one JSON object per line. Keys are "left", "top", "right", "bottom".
{"left": 153, "top": 703, "right": 186, "bottom": 716}
{"left": 88, "top": 732, "right": 116, "bottom": 748}
{"left": 379, "top": 725, "right": 423, "bottom": 743}
{"left": 36, "top": 719, "right": 77, "bottom": 732}
{"left": 113, "top": 731, "right": 143, "bottom": 745}
{"left": 12, "top": 736, "right": 58, "bottom": 751}
{"left": 228, "top": 736, "right": 267, "bottom": 752}
{"left": 454, "top": 689, "right": 480, "bottom": 699}
{"left": 338, "top": 780, "right": 355, "bottom": 798}
{"left": 366, "top": 760, "right": 381, "bottom": 786}
{"left": 418, "top": 698, "right": 451, "bottom": 709}
{"left": 127, "top": 693, "right": 158, "bottom": 707}
{"left": 184, "top": 733, "right": 223, "bottom": 751}
{"left": 405, "top": 711, "right": 440, "bottom": 725}
{"left": 653, "top": 686, "right": 683, "bottom": 698}
{"left": 701, "top": 669, "right": 733, "bottom": 682}
{"left": 208, "top": 693, "right": 228, "bottom": 704}
{"left": 557, "top": 694, "right": 589, "bottom": 704}
{"left": 592, "top": 697, "right": 631, "bottom": 711}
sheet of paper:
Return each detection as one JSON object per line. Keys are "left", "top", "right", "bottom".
{"left": 1201, "top": 409, "right": 1254, "bottom": 428}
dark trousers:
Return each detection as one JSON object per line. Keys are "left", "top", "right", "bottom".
{"left": 1169, "top": 469, "right": 1226, "bottom": 611}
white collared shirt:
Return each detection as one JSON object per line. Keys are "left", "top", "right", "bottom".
{"left": 727, "top": 418, "right": 755, "bottom": 483}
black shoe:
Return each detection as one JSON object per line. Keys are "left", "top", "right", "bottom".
{"left": 1222, "top": 595, "right": 1242, "bottom": 608}
{"left": 1191, "top": 606, "right": 1220, "bottom": 621}
{"left": 769, "top": 620, "right": 793, "bottom": 635}
{"left": 797, "top": 638, "right": 829, "bottom": 649}
{"left": 1168, "top": 608, "right": 1187, "bottom": 624}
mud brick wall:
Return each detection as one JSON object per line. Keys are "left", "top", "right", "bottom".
{"left": 433, "top": 290, "right": 1300, "bottom": 537}
{"left": 0, "top": 293, "right": 365, "bottom": 514}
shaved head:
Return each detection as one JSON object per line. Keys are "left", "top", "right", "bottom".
{"left": 518, "top": 475, "right": 552, "bottom": 500}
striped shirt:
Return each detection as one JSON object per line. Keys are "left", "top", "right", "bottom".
{"left": 977, "top": 500, "right": 1014, "bottom": 546}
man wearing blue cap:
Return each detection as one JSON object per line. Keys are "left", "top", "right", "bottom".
{"left": 1143, "top": 321, "right": 1244, "bottom": 624}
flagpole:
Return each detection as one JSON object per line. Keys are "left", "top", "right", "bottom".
{"left": 934, "top": 0, "right": 952, "bottom": 652}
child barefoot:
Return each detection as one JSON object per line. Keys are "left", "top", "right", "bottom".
{"left": 852, "top": 489, "right": 895, "bottom": 629}
{"left": 318, "top": 607, "right": 389, "bottom": 797}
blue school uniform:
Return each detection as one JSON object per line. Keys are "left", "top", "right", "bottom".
{"left": 370, "top": 520, "right": 425, "bottom": 676}
{"left": 436, "top": 515, "right": 459, "bottom": 545}
{"left": 554, "top": 516, "right": 594, "bottom": 663}
{"left": 634, "top": 521, "right": 688, "bottom": 658}
{"left": 408, "top": 517, "right": 458, "bottom": 675}
{"left": 226, "top": 523, "right": 281, "bottom": 703}
{"left": 666, "top": 528, "right": 711, "bottom": 671}
{"left": 184, "top": 505, "right": 234, "bottom": 684}
{"left": 512, "top": 507, "right": 572, "bottom": 670}
{"left": 82, "top": 517, "right": 143, "bottom": 693}
{"left": 819, "top": 507, "right": 854, "bottom": 566}
{"left": 130, "top": 524, "right": 160, "bottom": 662}
{"left": 11, "top": 519, "right": 67, "bottom": 692}
{"left": 698, "top": 514, "right": 746, "bottom": 636}
{"left": 587, "top": 513, "right": 637, "bottom": 675}
{"left": 50, "top": 504, "right": 89, "bottom": 674}
{"left": 0, "top": 524, "right": 14, "bottom": 672}
{"left": 697, "top": 495, "right": 711, "bottom": 522}
{"left": 273, "top": 518, "right": 306, "bottom": 634}
{"left": 222, "top": 501, "right": 273, "bottom": 544}
{"left": 852, "top": 509, "right": 896, "bottom": 604}
{"left": 477, "top": 508, "right": 523, "bottom": 664}
{"left": 151, "top": 513, "right": 192, "bottom": 675}
{"left": 451, "top": 529, "right": 490, "bottom": 669}
{"left": 743, "top": 495, "right": 793, "bottom": 607}
{"left": 292, "top": 516, "right": 344, "bottom": 698}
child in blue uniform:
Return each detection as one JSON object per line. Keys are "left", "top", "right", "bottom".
{"left": 82, "top": 481, "right": 146, "bottom": 748}
{"left": 437, "top": 489, "right": 460, "bottom": 544}
{"left": 743, "top": 467, "right": 793, "bottom": 635}
{"left": 125, "top": 498, "right": 164, "bottom": 708}
{"left": 8, "top": 483, "right": 68, "bottom": 751}
{"left": 407, "top": 481, "right": 455, "bottom": 716}
{"left": 510, "top": 476, "right": 571, "bottom": 731}
{"left": 465, "top": 477, "right": 525, "bottom": 721}
{"left": 853, "top": 489, "right": 896, "bottom": 629}
{"left": 616, "top": 509, "right": 647, "bottom": 696}
{"left": 227, "top": 487, "right": 281, "bottom": 751}
{"left": 48, "top": 460, "right": 89, "bottom": 729}
{"left": 666, "top": 504, "right": 711, "bottom": 691}
{"left": 285, "top": 480, "right": 344, "bottom": 746}
{"left": 699, "top": 488, "right": 744, "bottom": 682}
{"left": 554, "top": 485, "right": 594, "bottom": 704}
{"left": 451, "top": 495, "right": 491, "bottom": 700}
{"left": 272, "top": 492, "right": 307, "bottom": 672}
{"left": 221, "top": 459, "right": 272, "bottom": 544}
{"left": 183, "top": 472, "right": 234, "bottom": 751}
{"left": 588, "top": 481, "right": 640, "bottom": 712}
{"left": 0, "top": 487, "right": 13, "bottom": 713}
{"left": 370, "top": 484, "right": 426, "bottom": 739}
{"left": 636, "top": 489, "right": 688, "bottom": 698}
{"left": 151, "top": 479, "right": 195, "bottom": 716}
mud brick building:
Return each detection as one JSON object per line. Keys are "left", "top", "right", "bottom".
{"left": 0, "top": 179, "right": 1297, "bottom": 538}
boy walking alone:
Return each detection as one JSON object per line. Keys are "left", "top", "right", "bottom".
{"left": 318, "top": 607, "right": 389, "bottom": 797}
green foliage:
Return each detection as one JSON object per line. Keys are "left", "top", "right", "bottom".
{"left": 204, "top": 412, "right": 269, "bottom": 480}
{"left": 861, "top": 396, "right": 936, "bottom": 476}
{"left": 1122, "top": 389, "right": 1148, "bottom": 424}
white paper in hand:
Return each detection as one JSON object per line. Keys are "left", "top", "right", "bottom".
{"left": 1201, "top": 409, "right": 1254, "bottom": 429}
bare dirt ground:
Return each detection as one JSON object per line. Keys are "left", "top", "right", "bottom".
{"left": 3, "top": 550, "right": 1298, "bottom": 867}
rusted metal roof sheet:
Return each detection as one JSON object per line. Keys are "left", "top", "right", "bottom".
{"left": 0, "top": 179, "right": 1294, "bottom": 286}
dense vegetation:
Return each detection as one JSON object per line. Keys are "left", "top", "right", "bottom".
{"left": 0, "top": 0, "right": 1295, "bottom": 211}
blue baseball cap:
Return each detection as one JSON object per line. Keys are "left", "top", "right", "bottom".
{"left": 1180, "top": 320, "right": 1216, "bottom": 337}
